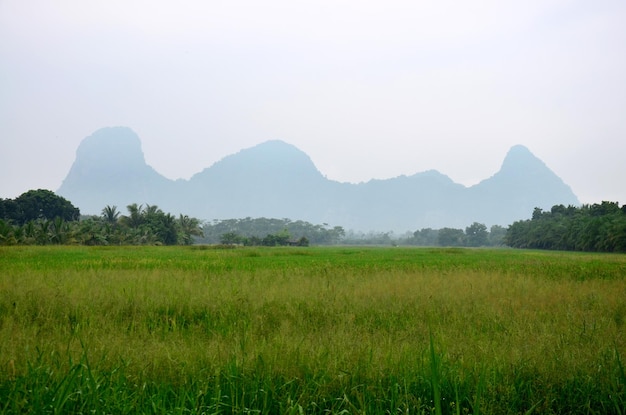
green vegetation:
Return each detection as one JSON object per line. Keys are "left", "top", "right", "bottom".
{"left": 201, "top": 217, "right": 345, "bottom": 245}
{"left": 1, "top": 246, "right": 625, "bottom": 413}
{"left": 367, "top": 223, "right": 506, "bottom": 247}
{"left": 0, "top": 191, "right": 203, "bottom": 246}
{"left": 506, "top": 202, "right": 626, "bottom": 252}
{"left": 0, "top": 189, "right": 79, "bottom": 224}
{"left": 220, "top": 229, "right": 310, "bottom": 247}
{"left": 4, "top": 189, "right": 624, "bottom": 253}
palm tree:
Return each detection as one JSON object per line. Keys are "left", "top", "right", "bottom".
{"left": 49, "top": 217, "right": 71, "bottom": 244}
{"left": 78, "top": 217, "right": 109, "bottom": 246}
{"left": 178, "top": 214, "right": 203, "bottom": 245}
{"left": 159, "top": 213, "right": 178, "bottom": 245}
{"left": 36, "top": 219, "right": 50, "bottom": 245}
{"left": 122, "top": 203, "right": 144, "bottom": 228}
{"left": 22, "top": 220, "right": 37, "bottom": 244}
{"left": 144, "top": 204, "right": 161, "bottom": 216}
{"left": 0, "top": 219, "right": 15, "bottom": 245}
{"left": 101, "top": 205, "right": 120, "bottom": 225}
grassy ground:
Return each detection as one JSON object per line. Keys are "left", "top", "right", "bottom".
{"left": 0, "top": 245, "right": 625, "bottom": 414}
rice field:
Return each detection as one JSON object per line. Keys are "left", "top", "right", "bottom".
{"left": 0, "top": 245, "right": 625, "bottom": 414}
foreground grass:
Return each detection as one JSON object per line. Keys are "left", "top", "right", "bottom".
{"left": 0, "top": 246, "right": 625, "bottom": 414}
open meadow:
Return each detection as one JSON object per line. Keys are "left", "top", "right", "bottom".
{"left": 1, "top": 245, "right": 625, "bottom": 414}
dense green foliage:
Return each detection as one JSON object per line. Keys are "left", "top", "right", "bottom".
{"left": 4, "top": 189, "right": 625, "bottom": 253}
{"left": 398, "top": 223, "right": 506, "bottom": 247}
{"left": 207, "top": 219, "right": 501, "bottom": 247}
{"left": 505, "top": 202, "right": 626, "bottom": 252}
{"left": 0, "top": 189, "right": 80, "bottom": 224}
{"left": 200, "top": 217, "right": 345, "bottom": 245}
{"left": 0, "top": 201, "right": 202, "bottom": 246}
{"left": 220, "top": 229, "right": 310, "bottom": 246}
{"left": 1, "top": 246, "right": 625, "bottom": 414}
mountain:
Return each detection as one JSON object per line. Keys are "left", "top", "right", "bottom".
{"left": 57, "top": 127, "right": 580, "bottom": 231}
{"left": 57, "top": 127, "right": 179, "bottom": 214}
{"left": 184, "top": 140, "right": 330, "bottom": 220}
{"left": 465, "top": 145, "right": 579, "bottom": 226}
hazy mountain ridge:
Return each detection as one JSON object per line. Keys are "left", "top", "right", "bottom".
{"left": 57, "top": 127, "right": 580, "bottom": 231}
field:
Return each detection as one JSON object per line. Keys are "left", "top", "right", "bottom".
{"left": 1, "top": 246, "right": 625, "bottom": 414}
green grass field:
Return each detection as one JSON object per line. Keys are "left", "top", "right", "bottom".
{"left": 1, "top": 246, "right": 625, "bottom": 414}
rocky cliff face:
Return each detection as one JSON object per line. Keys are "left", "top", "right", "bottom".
{"left": 58, "top": 127, "right": 579, "bottom": 231}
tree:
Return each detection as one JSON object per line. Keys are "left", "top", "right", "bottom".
{"left": 532, "top": 207, "right": 544, "bottom": 220}
{"left": 49, "top": 217, "right": 72, "bottom": 244}
{"left": 220, "top": 232, "right": 242, "bottom": 245}
{"left": 101, "top": 205, "right": 120, "bottom": 225}
{"left": 0, "top": 219, "right": 16, "bottom": 245}
{"left": 0, "top": 198, "right": 19, "bottom": 221}
{"left": 296, "top": 236, "right": 310, "bottom": 246}
{"left": 465, "top": 222, "right": 488, "bottom": 247}
{"left": 122, "top": 203, "right": 144, "bottom": 228}
{"left": 330, "top": 226, "right": 346, "bottom": 244}
{"left": 505, "top": 202, "right": 626, "bottom": 252}
{"left": 11, "top": 189, "right": 80, "bottom": 225}
{"left": 198, "top": 217, "right": 344, "bottom": 245}
{"left": 437, "top": 228, "right": 465, "bottom": 246}
{"left": 142, "top": 206, "right": 178, "bottom": 245}
{"left": 590, "top": 201, "right": 621, "bottom": 217}
{"left": 177, "top": 215, "right": 203, "bottom": 245}
{"left": 154, "top": 213, "right": 178, "bottom": 245}
{"left": 144, "top": 204, "right": 160, "bottom": 216}
{"left": 36, "top": 219, "right": 51, "bottom": 245}
{"left": 408, "top": 228, "right": 439, "bottom": 246}
{"left": 488, "top": 225, "right": 507, "bottom": 246}
{"left": 262, "top": 229, "right": 291, "bottom": 246}
{"left": 76, "top": 217, "right": 109, "bottom": 246}
{"left": 22, "top": 220, "right": 37, "bottom": 245}
{"left": 1, "top": 196, "right": 204, "bottom": 246}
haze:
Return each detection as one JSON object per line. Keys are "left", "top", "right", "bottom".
{"left": 1, "top": 1, "right": 625, "bottom": 205}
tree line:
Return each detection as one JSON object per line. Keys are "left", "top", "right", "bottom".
{"left": 505, "top": 202, "right": 626, "bottom": 252}
{"left": 220, "top": 230, "right": 310, "bottom": 247}
{"left": 341, "top": 222, "right": 507, "bottom": 247}
{"left": 407, "top": 222, "right": 507, "bottom": 247}
{"left": 0, "top": 189, "right": 202, "bottom": 246}
{"left": 199, "top": 217, "right": 345, "bottom": 245}
{"left": 3, "top": 189, "right": 624, "bottom": 252}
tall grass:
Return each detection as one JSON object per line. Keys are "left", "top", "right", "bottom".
{"left": 0, "top": 246, "right": 625, "bottom": 413}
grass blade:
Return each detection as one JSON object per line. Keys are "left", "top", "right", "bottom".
{"left": 429, "top": 331, "right": 442, "bottom": 415}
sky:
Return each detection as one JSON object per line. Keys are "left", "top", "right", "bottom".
{"left": 1, "top": 0, "right": 625, "bottom": 205}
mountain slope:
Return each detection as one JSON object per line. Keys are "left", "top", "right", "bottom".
{"left": 57, "top": 127, "right": 580, "bottom": 231}
{"left": 57, "top": 127, "right": 178, "bottom": 214}
{"left": 465, "top": 145, "right": 579, "bottom": 225}
{"left": 184, "top": 140, "right": 330, "bottom": 220}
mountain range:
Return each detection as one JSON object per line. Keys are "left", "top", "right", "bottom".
{"left": 57, "top": 127, "right": 580, "bottom": 232}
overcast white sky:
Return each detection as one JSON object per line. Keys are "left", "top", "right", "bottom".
{"left": 1, "top": 0, "right": 625, "bottom": 204}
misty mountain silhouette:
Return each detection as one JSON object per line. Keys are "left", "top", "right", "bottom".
{"left": 57, "top": 127, "right": 580, "bottom": 231}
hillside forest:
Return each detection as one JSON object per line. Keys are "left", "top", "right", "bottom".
{"left": 1, "top": 189, "right": 625, "bottom": 252}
